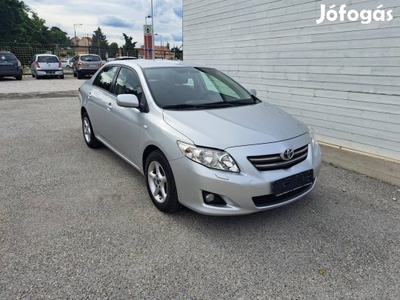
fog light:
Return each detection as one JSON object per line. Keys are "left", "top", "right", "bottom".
{"left": 204, "top": 193, "right": 215, "bottom": 203}
{"left": 202, "top": 191, "right": 227, "bottom": 206}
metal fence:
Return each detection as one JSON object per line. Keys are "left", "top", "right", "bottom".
{"left": 0, "top": 41, "right": 182, "bottom": 66}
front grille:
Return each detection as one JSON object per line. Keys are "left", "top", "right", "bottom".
{"left": 252, "top": 180, "right": 314, "bottom": 207}
{"left": 247, "top": 145, "right": 308, "bottom": 171}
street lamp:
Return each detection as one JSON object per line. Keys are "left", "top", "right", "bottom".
{"left": 151, "top": 0, "right": 154, "bottom": 60}
{"left": 73, "top": 23, "right": 82, "bottom": 55}
{"left": 145, "top": 15, "right": 152, "bottom": 25}
{"left": 155, "top": 33, "right": 163, "bottom": 48}
{"left": 73, "top": 23, "right": 82, "bottom": 39}
{"left": 155, "top": 33, "right": 163, "bottom": 59}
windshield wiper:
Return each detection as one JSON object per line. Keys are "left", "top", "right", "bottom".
{"left": 162, "top": 102, "right": 234, "bottom": 110}
{"left": 162, "top": 104, "right": 202, "bottom": 110}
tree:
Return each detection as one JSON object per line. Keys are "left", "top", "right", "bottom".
{"left": 122, "top": 33, "right": 137, "bottom": 57}
{"left": 171, "top": 46, "right": 183, "bottom": 60}
{"left": 48, "top": 27, "right": 70, "bottom": 45}
{"left": 0, "top": 0, "right": 71, "bottom": 45}
{"left": 91, "top": 27, "right": 109, "bottom": 59}
{"left": 108, "top": 42, "right": 119, "bottom": 58}
{"left": 0, "top": 0, "right": 44, "bottom": 43}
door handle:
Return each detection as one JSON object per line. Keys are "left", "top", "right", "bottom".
{"left": 107, "top": 103, "right": 112, "bottom": 110}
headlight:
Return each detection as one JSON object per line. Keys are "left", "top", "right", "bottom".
{"left": 178, "top": 141, "right": 239, "bottom": 173}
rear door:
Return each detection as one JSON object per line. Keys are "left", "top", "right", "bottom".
{"left": 37, "top": 56, "right": 60, "bottom": 71}
{"left": 80, "top": 55, "right": 102, "bottom": 70}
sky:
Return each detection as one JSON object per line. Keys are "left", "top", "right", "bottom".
{"left": 24, "top": 0, "right": 183, "bottom": 48}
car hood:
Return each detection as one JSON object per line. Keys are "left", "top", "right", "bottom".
{"left": 163, "top": 101, "right": 309, "bottom": 149}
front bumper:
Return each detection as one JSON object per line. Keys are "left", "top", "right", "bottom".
{"left": 170, "top": 135, "right": 322, "bottom": 216}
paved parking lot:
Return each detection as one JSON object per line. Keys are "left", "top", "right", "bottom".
{"left": 1, "top": 77, "right": 399, "bottom": 299}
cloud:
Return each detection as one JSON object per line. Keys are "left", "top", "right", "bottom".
{"left": 99, "top": 15, "right": 133, "bottom": 29}
{"left": 173, "top": 7, "right": 182, "bottom": 18}
{"left": 171, "top": 33, "right": 182, "bottom": 43}
{"left": 23, "top": 0, "right": 183, "bottom": 47}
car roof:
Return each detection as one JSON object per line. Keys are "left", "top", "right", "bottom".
{"left": 36, "top": 54, "right": 57, "bottom": 57}
{"left": 109, "top": 59, "right": 204, "bottom": 69}
{"left": 79, "top": 54, "right": 101, "bottom": 56}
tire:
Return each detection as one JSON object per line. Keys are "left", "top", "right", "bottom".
{"left": 15, "top": 75, "right": 22, "bottom": 80}
{"left": 77, "top": 71, "right": 83, "bottom": 79}
{"left": 60, "top": 75, "right": 64, "bottom": 79}
{"left": 73, "top": 70, "right": 77, "bottom": 77}
{"left": 35, "top": 72, "right": 41, "bottom": 79}
{"left": 145, "top": 150, "right": 182, "bottom": 213}
{"left": 82, "top": 112, "right": 101, "bottom": 148}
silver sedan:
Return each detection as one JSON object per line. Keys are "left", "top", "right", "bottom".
{"left": 79, "top": 60, "right": 322, "bottom": 215}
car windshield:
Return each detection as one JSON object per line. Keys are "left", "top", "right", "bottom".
{"left": 81, "top": 55, "right": 101, "bottom": 62}
{"left": 143, "top": 67, "right": 257, "bottom": 110}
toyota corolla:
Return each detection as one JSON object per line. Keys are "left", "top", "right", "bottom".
{"left": 79, "top": 60, "right": 322, "bottom": 216}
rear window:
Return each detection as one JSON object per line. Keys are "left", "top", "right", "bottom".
{"left": 0, "top": 53, "right": 17, "bottom": 61}
{"left": 38, "top": 56, "right": 59, "bottom": 63}
{"left": 80, "top": 55, "right": 101, "bottom": 62}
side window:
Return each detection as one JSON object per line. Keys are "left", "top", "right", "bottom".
{"left": 93, "top": 65, "right": 118, "bottom": 92}
{"left": 114, "top": 67, "right": 143, "bottom": 99}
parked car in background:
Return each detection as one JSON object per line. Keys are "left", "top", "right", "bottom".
{"left": 0, "top": 51, "right": 23, "bottom": 80}
{"left": 73, "top": 54, "right": 103, "bottom": 79}
{"left": 79, "top": 60, "right": 322, "bottom": 216}
{"left": 114, "top": 56, "right": 138, "bottom": 61}
{"left": 61, "top": 58, "right": 74, "bottom": 68}
{"left": 30, "top": 54, "right": 64, "bottom": 79}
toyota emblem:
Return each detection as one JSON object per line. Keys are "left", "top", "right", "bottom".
{"left": 280, "top": 149, "right": 294, "bottom": 161}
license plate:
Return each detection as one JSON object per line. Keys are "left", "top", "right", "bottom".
{"left": 273, "top": 170, "right": 314, "bottom": 197}
{"left": 46, "top": 71, "right": 55, "bottom": 74}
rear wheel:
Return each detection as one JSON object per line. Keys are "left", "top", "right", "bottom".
{"left": 82, "top": 112, "right": 101, "bottom": 148}
{"left": 77, "top": 71, "right": 83, "bottom": 79}
{"left": 15, "top": 75, "right": 22, "bottom": 80}
{"left": 60, "top": 75, "right": 64, "bottom": 79}
{"left": 145, "top": 150, "right": 182, "bottom": 213}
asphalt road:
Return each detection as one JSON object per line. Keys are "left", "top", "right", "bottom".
{"left": 1, "top": 77, "right": 399, "bottom": 299}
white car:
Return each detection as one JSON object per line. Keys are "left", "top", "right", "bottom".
{"left": 61, "top": 58, "right": 74, "bottom": 68}
{"left": 79, "top": 60, "right": 322, "bottom": 215}
{"left": 31, "top": 54, "right": 64, "bottom": 79}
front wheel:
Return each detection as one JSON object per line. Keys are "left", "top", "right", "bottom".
{"left": 145, "top": 151, "right": 182, "bottom": 213}
{"left": 82, "top": 112, "right": 101, "bottom": 148}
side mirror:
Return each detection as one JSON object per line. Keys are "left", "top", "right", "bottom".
{"left": 116, "top": 94, "right": 139, "bottom": 108}
{"left": 249, "top": 89, "right": 257, "bottom": 96}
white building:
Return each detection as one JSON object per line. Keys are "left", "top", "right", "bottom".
{"left": 183, "top": 0, "right": 400, "bottom": 186}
